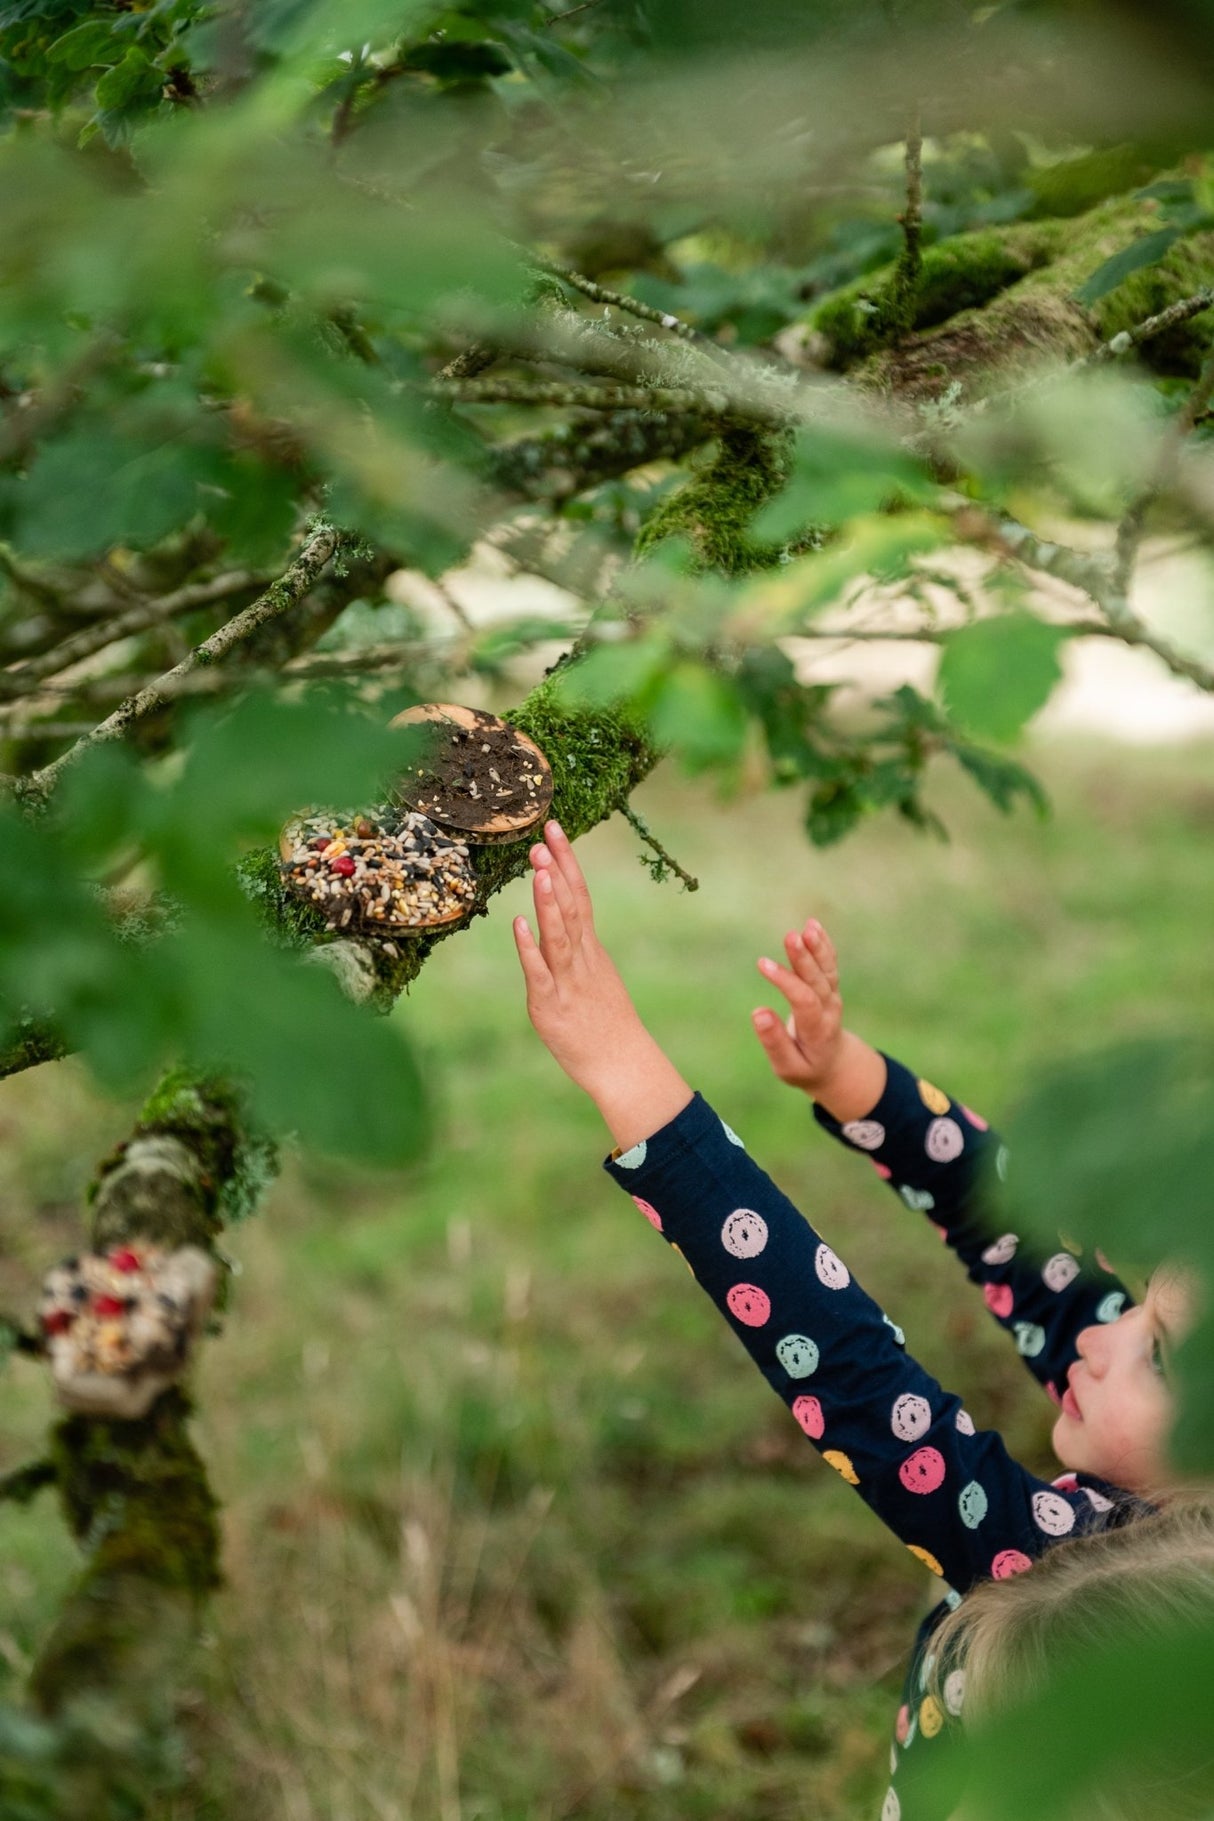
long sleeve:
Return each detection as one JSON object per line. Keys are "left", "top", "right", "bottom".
{"left": 605, "top": 1093, "right": 1125, "bottom": 1598}
{"left": 812, "top": 1054, "right": 1136, "bottom": 1405}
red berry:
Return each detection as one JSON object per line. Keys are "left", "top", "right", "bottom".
{"left": 331, "top": 855, "right": 356, "bottom": 876}
{"left": 42, "top": 1308, "right": 73, "bottom": 1335}
{"left": 110, "top": 1248, "right": 141, "bottom": 1273}
{"left": 93, "top": 1294, "right": 125, "bottom": 1318}
{"left": 311, "top": 837, "right": 330, "bottom": 852}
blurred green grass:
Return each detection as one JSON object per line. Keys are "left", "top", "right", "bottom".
{"left": 2, "top": 737, "right": 1213, "bottom": 1820}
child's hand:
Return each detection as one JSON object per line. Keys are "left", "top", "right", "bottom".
{"left": 513, "top": 822, "right": 692, "bottom": 1149}
{"left": 751, "top": 918, "right": 845, "bottom": 1094}
{"left": 751, "top": 919, "right": 886, "bottom": 1119}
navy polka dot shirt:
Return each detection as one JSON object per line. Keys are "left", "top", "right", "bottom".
{"left": 603, "top": 1053, "right": 1138, "bottom": 1821}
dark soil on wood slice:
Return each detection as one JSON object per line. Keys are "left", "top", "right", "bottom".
{"left": 388, "top": 704, "right": 553, "bottom": 844}
{"left": 279, "top": 809, "right": 476, "bottom": 933}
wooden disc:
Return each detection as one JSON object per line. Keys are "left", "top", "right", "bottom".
{"left": 388, "top": 704, "right": 553, "bottom": 845}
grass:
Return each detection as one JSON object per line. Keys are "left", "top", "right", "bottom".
{"left": 2, "top": 735, "right": 1213, "bottom": 1820}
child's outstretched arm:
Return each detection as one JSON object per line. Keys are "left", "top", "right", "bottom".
{"left": 753, "top": 921, "right": 1137, "bottom": 1407}
{"left": 513, "top": 825, "right": 1114, "bottom": 1595}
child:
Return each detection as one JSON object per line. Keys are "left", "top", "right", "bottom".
{"left": 512, "top": 820, "right": 1194, "bottom": 1821}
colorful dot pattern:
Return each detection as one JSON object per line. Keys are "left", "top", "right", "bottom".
{"left": 601, "top": 1069, "right": 1140, "bottom": 1820}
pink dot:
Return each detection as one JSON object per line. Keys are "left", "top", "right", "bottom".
{"left": 726, "top": 1283, "right": 771, "bottom": 1327}
{"left": 932, "top": 1223, "right": 948, "bottom": 1242}
{"left": 899, "top": 1446, "right": 946, "bottom": 1494}
{"left": 792, "top": 1395, "right": 824, "bottom": 1439}
{"left": 895, "top": 1704, "right": 910, "bottom": 1744}
{"left": 632, "top": 1196, "right": 662, "bottom": 1231}
{"left": 1096, "top": 1248, "right": 1115, "bottom": 1274}
{"left": 1045, "top": 1380, "right": 1062, "bottom": 1407}
{"left": 1052, "top": 1472, "right": 1078, "bottom": 1492}
{"left": 991, "top": 1549, "right": 1033, "bottom": 1580}
{"left": 872, "top": 1161, "right": 892, "bottom": 1180}
{"left": 960, "top": 1105, "right": 989, "bottom": 1131}
{"left": 983, "top": 1282, "right": 1014, "bottom": 1318}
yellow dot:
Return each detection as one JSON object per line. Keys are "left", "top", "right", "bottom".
{"left": 670, "top": 1243, "right": 696, "bottom": 1280}
{"left": 919, "top": 1695, "right": 944, "bottom": 1739}
{"left": 918, "top": 1079, "right": 950, "bottom": 1116}
{"left": 1059, "top": 1232, "right": 1084, "bottom": 1257}
{"left": 823, "top": 1449, "right": 859, "bottom": 1485}
{"left": 907, "top": 1544, "right": 944, "bottom": 1577}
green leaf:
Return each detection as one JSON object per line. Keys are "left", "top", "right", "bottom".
{"left": 754, "top": 426, "right": 937, "bottom": 541}
{"left": 46, "top": 20, "right": 124, "bottom": 70}
{"left": 929, "top": 1609, "right": 1214, "bottom": 1820}
{"left": 16, "top": 429, "right": 213, "bottom": 561}
{"left": 93, "top": 43, "right": 162, "bottom": 112}
{"left": 948, "top": 739, "right": 1049, "bottom": 817}
{"left": 1075, "top": 227, "right": 1185, "bottom": 306}
{"left": 554, "top": 636, "right": 669, "bottom": 711}
{"left": 938, "top": 614, "right": 1066, "bottom": 744}
{"left": 647, "top": 663, "right": 748, "bottom": 770}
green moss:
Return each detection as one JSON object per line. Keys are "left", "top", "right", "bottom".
{"left": 1094, "top": 231, "right": 1214, "bottom": 376}
{"left": 812, "top": 222, "right": 1066, "bottom": 369}
{"left": 135, "top": 1069, "right": 279, "bottom": 1228}
{"left": 31, "top": 1391, "right": 219, "bottom": 1716}
{"left": 1026, "top": 145, "right": 1162, "bottom": 220}
{"left": 633, "top": 427, "right": 794, "bottom": 575}
{"left": 236, "top": 844, "right": 329, "bottom": 947}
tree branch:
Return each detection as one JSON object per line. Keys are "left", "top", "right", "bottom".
{"left": 16, "top": 527, "right": 342, "bottom": 805}
{"left": 0, "top": 569, "right": 272, "bottom": 702}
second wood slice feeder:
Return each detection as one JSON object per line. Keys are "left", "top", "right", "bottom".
{"left": 388, "top": 704, "right": 553, "bottom": 844}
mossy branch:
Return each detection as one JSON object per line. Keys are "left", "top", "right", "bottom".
{"left": 22, "top": 1070, "right": 275, "bottom": 1781}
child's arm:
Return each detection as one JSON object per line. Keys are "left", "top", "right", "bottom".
{"left": 513, "top": 826, "right": 1121, "bottom": 1595}
{"left": 752, "top": 924, "right": 1137, "bottom": 1407}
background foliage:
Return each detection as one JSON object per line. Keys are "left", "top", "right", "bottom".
{"left": 0, "top": 0, "right": 1213, "bottom": 1814}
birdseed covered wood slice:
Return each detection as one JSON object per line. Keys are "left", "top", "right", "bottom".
{"left": 39, "top": 1243, "right": 218, "bottom": 1420}
{"left": 388, "top": 704, "right": 553, "bottom": 845}
{"left": 279, "top": 808, "right": 477, "bottom": 932}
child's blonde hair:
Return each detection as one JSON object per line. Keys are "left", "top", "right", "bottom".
{"left": 930, "top": 1498, "right": 1214, "bottom": 1819}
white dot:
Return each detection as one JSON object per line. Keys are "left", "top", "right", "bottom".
{"left": 1014, "top": 1321, "right": 1046, "bottom": 1358}
{"left": 1042, "top": 1253, "right": 1080, "bottom": 1292}
{"left": 925, "top": 1118, "right": 964, "bottom": 1163}
{"left": 615, "top": 1139, "right": 646, "bottom": 1169}
{"left": 943, "top": 1669, "right": 966, "bottom": 1716}
{"left": 1032, "top": 1490, "right": 1076, "bottom": 1536}
{"left": 883, "top": 1312, "right": 906, "bottom": 1346}
{"left": 842, "top": 1118, "right": 885, "bottom": 1151}
{"left": 944, "top": 1588, "right": 963, "bottom": 1610}
{"left": 721, "top": 1120, "right": 745, "bottom": 1148}
{"left": 981, "top": 1233, "right": 1018, "bottom": 1266}
{"left": 890, "top": 1742, "right": 898, "bottom": 1775}
{"left": 881, "top": 1789, "right": 901, "bottom": 1821}
{"left": 1084, "top": 1487, "right": 1115, "bottom": 1513}
{"left": 776, "top": 1333, "right": 819, "bottom": 1379}
{"left": 955, "top": 1410, "right": 975, "bottom": 1436}
{"left": 899, "top": 1185, "right": 935, "bottom": 1212}
{"left": 815, "top": 1243, "right": 850, "bottom": 1290}
{"left": 891, "top": 1393, "right": 932, "bottom": 1442}
{"left": 721, "top": 1209, "right": 768, "bottom": 1259}
{"left": 996, "top": 1144, "right": 1010, "bottom": 1182}
{"left": 918, "top": 1650, "right": 935, "bottom": 1692}
{"left": 1096, "top": 1291, "right": 1126, "bottom": 1324}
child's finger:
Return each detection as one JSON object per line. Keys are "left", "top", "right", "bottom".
{"left": 542, "top": 837, "right": 583, "bottom": 941}
{"left": 757, "top": 954, "right": 827, "bottom": 1030}
{"left": 545, "top": 821, "right": 596, "bottom": 929}
{"left": 783, "top": 930, "right": 835, "bottom": 1007}
{"left": 802, "top": 918, "right": 840, "bottom": 990}
{"left": 513, "top": 915, "right": 552, "bottom": 995}
{"left": 533, "top": 864, "right": 572, "bottom": 964}
{"left": 752, "top": 1007, "right": 812, "bottom": 1084}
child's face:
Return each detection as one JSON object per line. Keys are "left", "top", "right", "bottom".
{"left": 1051, "top": 1275, "right": 1193, "bottom": 1494}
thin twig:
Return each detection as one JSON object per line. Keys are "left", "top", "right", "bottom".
{"left": 619, "top": 802, "right": 699, "bottom": 891}
{"left": 0, "top": 569, "right": 271, "bottom": 700}
{"left": 528, "top": 253, "right": 725, "bottom": 358}
{"left": 17, "top": 527, "right": 342, "bottom": 803}
{"left": 434, "top": 375, "right": 772, "bottom": 422}
{"left": 1112, "top": 346, "right": 1214, "bottom": 599}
